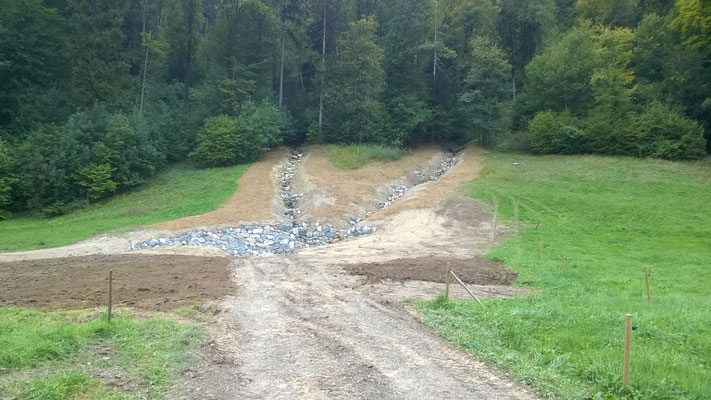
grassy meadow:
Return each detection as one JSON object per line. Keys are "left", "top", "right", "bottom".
{"left": 0, "top": 308, "right": 203, "bottom": 399}
{"left": 418, "top": 152, "right": 711, "bottom": 399}
{"left": 324, "top": 144, "right": 406, "bottom": 170}
{"left": 0, "top": 163, "right": 249, "bottom": 252}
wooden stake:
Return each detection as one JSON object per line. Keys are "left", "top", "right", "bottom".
{"left": 449, "top": 269, "right": 485, "bottom": 307}
{"left": 563, "top": 251, "right": 567, "bottom": 273}
{"left": 644, "top": 268, "right": 651, "bottom": 303}
{"left": 539, "top": 229, "right": 543, "bottom": 261}
{"left": 445, "top": 261, "right": 451, "bottom": 300}
{"left": 623, "top": 314, "right": 632, "bottom": 388}
{"left": 108, "top": 270, "right": 113, "bottom": 322}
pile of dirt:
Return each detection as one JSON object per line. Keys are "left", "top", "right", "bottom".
{"left": 343, "top": 256, "right": 517, "bottom": 285}
{"left": 0, "top": 254, "right": 235, "bottom": 311}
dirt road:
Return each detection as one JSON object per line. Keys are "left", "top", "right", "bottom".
{"left": 1, "top": 146, "right": 539, "bottom": 399}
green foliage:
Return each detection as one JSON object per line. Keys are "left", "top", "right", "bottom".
{"left": 325, "top": 144, "right": 405, "bottom": 170}
{"left": 419, "top": 152, "right": 711, "bottom": 399}
{"left": 0, "top": 140, "right": 16, "bottom": 217}
{"left": 458, "top": 37, "right": 512, "bottom": 145}
{"left": 674, "top": 0, "right": 711, "bottom": 59}
{"left": 190, "top": 115, "right": 242, "bottom": 167}
{"left": 76, "top": 163, "right": 118, "bottom": 201}
{"left": 528, "top": 110, "right": 585, "bottom": 154}
{"left": 633, "top": 102, "right": 707, "bottom": 159}
{"left": 576, "top": 0, "right": 640, "bottom": 27}
{"left": 190, "top": 102, "right": 286, "bottom": 168}
{"left": 325, "top": 17, "right": 389, "bottom": 144}
{"left": 0, "top": 163, "right": 249, "bottom": 251}
{"left": 0, "top": 307, "right": 203, "bottom": 397}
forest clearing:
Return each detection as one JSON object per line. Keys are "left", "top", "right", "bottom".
{"left": 2, "top": 0, "right": 711, "bottom": 398}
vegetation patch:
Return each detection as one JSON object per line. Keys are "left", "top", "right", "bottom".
{"left": 0, "top": 163, "right": 249, "bottom": 252}
{"left": 325, "top": 144, "right": 406, "bottom": 170}
{"left": 417, "top": 152, "right": 711, "bottom": 399}
{"left": 0, "top": 307, "right": 203, "bottom": 399}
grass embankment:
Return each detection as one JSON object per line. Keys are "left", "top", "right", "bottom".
{"left": 418, "top": 153, "right": 711, "bottom": 399}
{"left": 0, "top": 307, "right": 203, "bottom": 399}
{"left": 325, "top": 144, "right": 405, "bottom": 170}
{"left": 0, "top": 163, "right": 250, "bottom": 252}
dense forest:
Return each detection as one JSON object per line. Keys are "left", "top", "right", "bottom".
{"left": 1, "top": 0, "right": 710, "bottom": 216}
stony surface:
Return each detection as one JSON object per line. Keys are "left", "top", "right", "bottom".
{"left": 131, "top": 223, "right": 376, "bottom": 256}
{"left": 375, "top": 152, "right": 457, "bottom": 211}
{"left": 133, "top": 151, "right": 458, "bottom": 257}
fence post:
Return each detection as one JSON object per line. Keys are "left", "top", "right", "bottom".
{"left": 108, "top": 270, "right": 113, "bottom": 322}
{"left": 623, "top": 314, "right": 632, "bottom": 388}
{"left": 445, "top": 261, "right": 451, "bottom": 300}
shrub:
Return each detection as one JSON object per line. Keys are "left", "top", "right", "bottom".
{"left": 189, "top": 115, "right": 242, "bottom": 167}
{"left": 527, "top": 110, "right": 586, "bottom": 154}
{"left": 633, "top": 102, "right": 707, "bottom": 160}
{"left": 190, "top": 102, "right": 286, "bottom": 168}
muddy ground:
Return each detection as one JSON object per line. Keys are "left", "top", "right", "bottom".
{"left": 343, "top": 256, "right": 517, "bottom": 285}
{"left": 0, "top": 254, "right": 235, "bottom": 311}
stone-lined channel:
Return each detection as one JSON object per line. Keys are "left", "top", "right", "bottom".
{"left": 132, "top": 150, "right": 457, "bottom": 256}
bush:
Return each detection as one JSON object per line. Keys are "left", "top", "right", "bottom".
{"left": 190, "top": 102, "right": 286, "bottom": 168}
{"left": 527, "top": 110, "right": 586, "bottom": 154}
{"left": 633, "top": 102, "right": 707, "bottom": 160}
{"left": 189, "top": 115, "right": 242, "bottom": 167}
{"left": 326, "top": 144, "right": 405, "bottom": 170}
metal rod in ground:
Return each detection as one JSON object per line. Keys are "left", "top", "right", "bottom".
{"left": 445, "top": 261, "right": 451, "bottom": 300}
{"left": 644, "top": 268, "right": 651, "bottom": 303}
{"left": 108, "top": 270, "right": 113, "bottom": 322}
{"left": 449, "top": 269, "right": 485, "bottom": 307}
{"left": 623, "top": 314, "right": 632, "bottom": 388}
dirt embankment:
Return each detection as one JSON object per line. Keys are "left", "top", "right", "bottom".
{"left": 153, "top": 147, "right": 289, "bottom": 231}
{"left": 343, "top": 256, "right": 517, "bottom": 285}
{"left": 293, "top": 146, "right": 444, "bottom": 228}
{"left": 0, "top": 254, "right": 235, "bottom": 311}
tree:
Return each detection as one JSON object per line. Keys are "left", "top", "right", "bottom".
{"left": 68, "top": 0, "right": 131, "bottom": 107}
{"left": 0, "top": 140, "right": 17, "bottom": 217}
{"left": 673, "top": 0, "right": 711, "bottom": 59}
{"left": 576, "top": 0, "right": 639, "bottom": 27}
{"left": 325, "top": 17, "right": 388, "bottom": 143}
{"left": 458, "top": 37, "right": 512, "bottom": 145}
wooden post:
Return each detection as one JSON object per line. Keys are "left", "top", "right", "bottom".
{"left": 644, "top": 268, "right": 651, "bottom": 303}
{"left": 449, "top": 269, "right": 485, "bottom": 307}
{"left": 445, "top": 261, "right": 451, "bottom": 300}
{"left": 108, "top": 270, "right": 113, "bottom": 322}
{"left": 539, "top": 229, "right": 543, "bottom": 261}
{"left": 623, "top": 314, "right": 632, "bottom": 388}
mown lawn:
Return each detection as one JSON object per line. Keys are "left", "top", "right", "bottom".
{"left": 0, "top": 163, "right": 249, "bottom": 252}
{"left": 324, "top": 144, "right": 405, "bottom": 170}
{"left": 0, "top": 307, "right": 203, "bottom": 399}
{"left": 418, "top": 152, "right": 711, "bottom": 399}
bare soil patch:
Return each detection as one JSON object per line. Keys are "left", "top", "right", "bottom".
{"left": 0, "top": 254, "right": 235, "bottom": 311}
{"left": 153, "top": 147, "right": 288, "bottom": 231}
{"left": 294, "top": 146, "right": 443, "bottom": 227}
{"left": 343, "top": 256, "right": 517, "bottom": 285}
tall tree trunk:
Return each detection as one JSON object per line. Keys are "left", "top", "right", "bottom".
{"left": 432, "top": 0, "right": 438, "bottom": 90}
{"left": 184, "top": 0, "right": 196, "bottom": 108}
{"left": 318, "top": 0, "right": 326, "bottom": 135}
{"left": 278, "top": 13, "right": 285, "bottom": 107}
{"left": 139, "top": 0, "right": 149, "bottom": 114}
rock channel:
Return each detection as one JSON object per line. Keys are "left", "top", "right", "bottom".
{"left": 132, "top": 150, "right": 457, "bottom": 256}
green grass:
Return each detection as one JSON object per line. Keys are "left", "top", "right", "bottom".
{"left": 0, "top": 163, "right": 250, "bottom": 251}
{"left": 0, "top": 307, "right": 203, "bottom": 399}
{"left": 417, "top": 152, "right": 711, "bottom": 399}
{"left": 325, "top": 144, "right": 406, "bottom": 170}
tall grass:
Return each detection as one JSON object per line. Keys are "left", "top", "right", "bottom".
{"left": 325, "top": 144, "right": 405, "bottom": 170}
{"left": 418, "top": 153, "right": 711, "bottom": 399}
{"left": 0, "top": 307, "right": 203, "bottom": 398}
{"left": 0, "top": 163, "right": 249, "bottom": 251}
